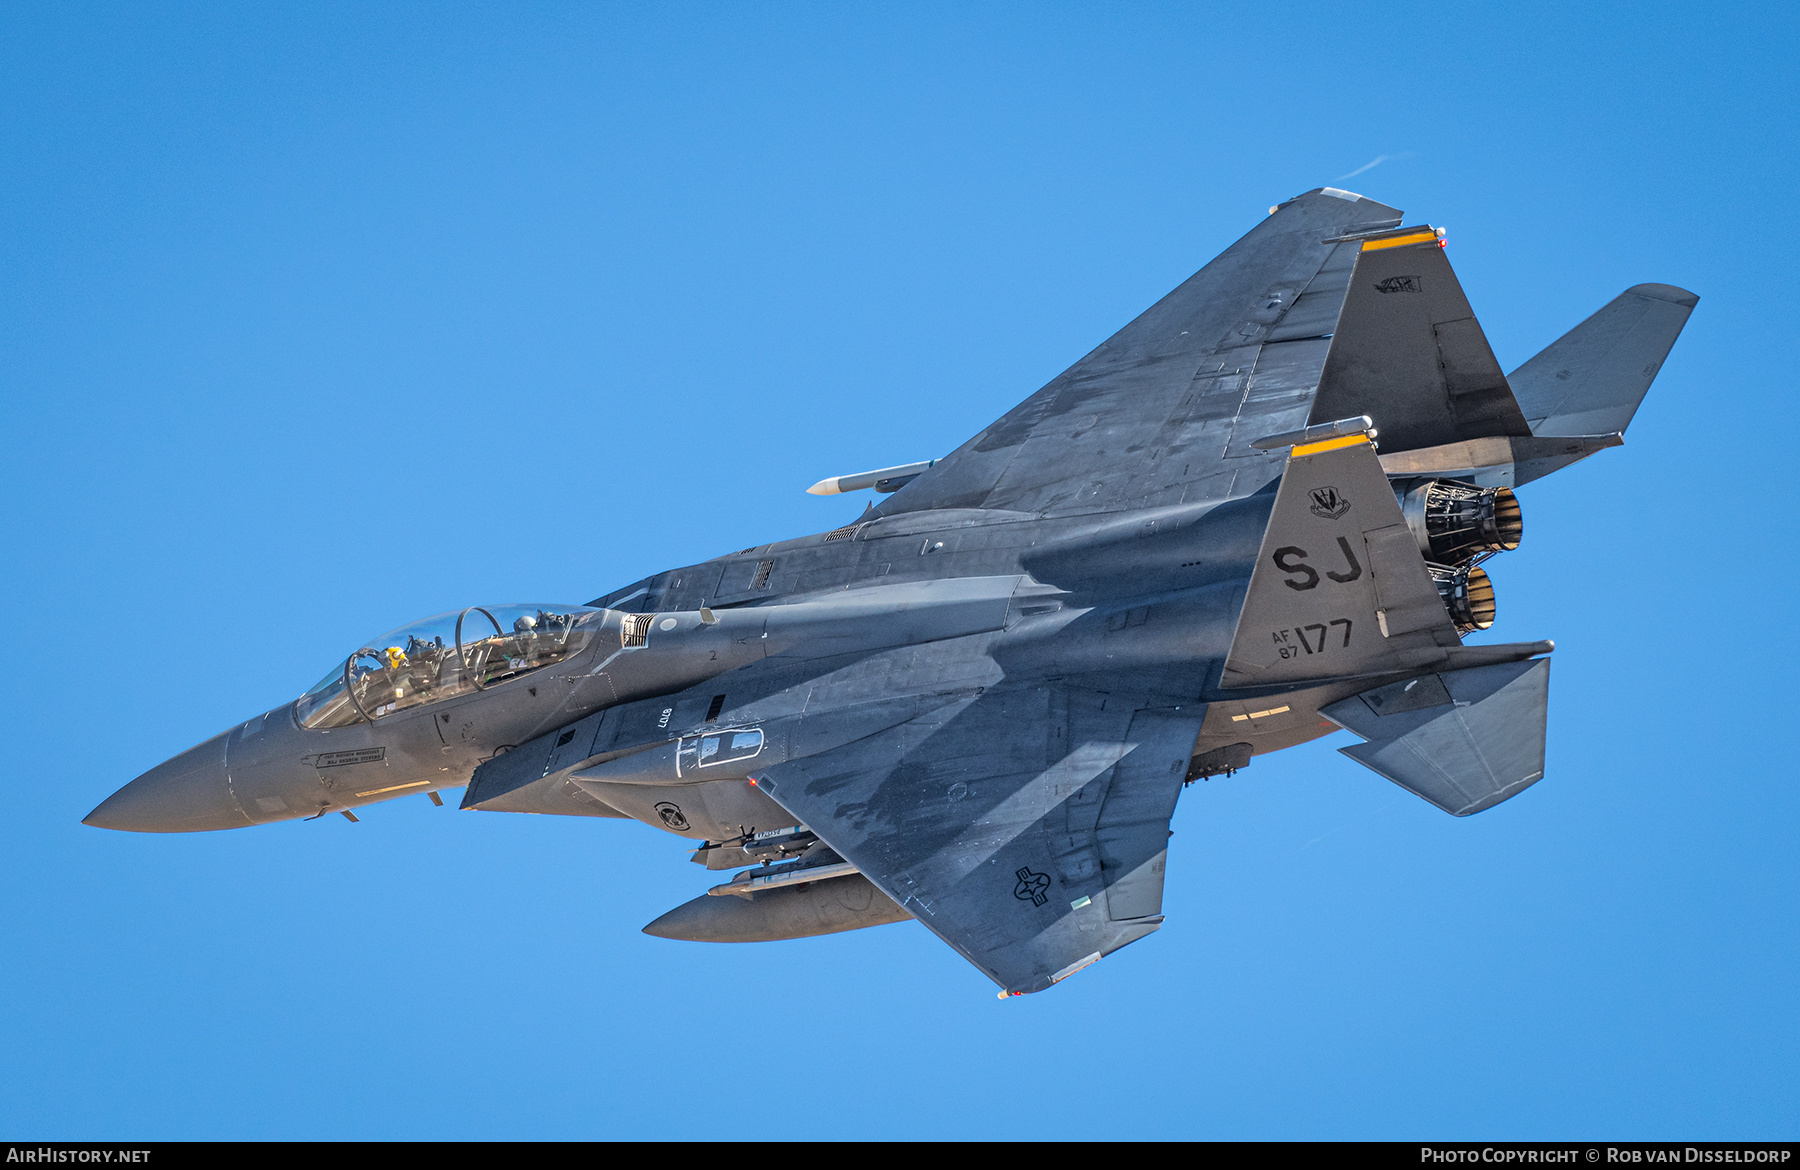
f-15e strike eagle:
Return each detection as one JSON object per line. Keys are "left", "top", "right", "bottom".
{"left": 87, "top": 189, "right": 1696, "bottom": 996}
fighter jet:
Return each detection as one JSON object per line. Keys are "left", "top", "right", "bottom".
{"left": 86, "top": 189, "right": 1697, "bottom": 996}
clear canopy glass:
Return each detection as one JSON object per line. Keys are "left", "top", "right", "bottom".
{"left": 297, "top": 604, "right": 602, "bottom": 729}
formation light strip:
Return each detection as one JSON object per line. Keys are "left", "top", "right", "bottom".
{"left": 354, "top": 780, "right": 433, "bottom": 798}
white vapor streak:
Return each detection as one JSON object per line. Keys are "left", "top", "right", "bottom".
{"left": 1338, "top": 155, "right": 1392, "bottom": 180}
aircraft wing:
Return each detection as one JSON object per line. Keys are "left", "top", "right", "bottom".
{"left": 753, "top": 685, "right": 1204, "bottom": 995}
{"left": 874, "top": 188, "right": 1402, "bottom": 519}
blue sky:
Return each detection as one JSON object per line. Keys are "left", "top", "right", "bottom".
{"left": 3, "top": 1, "right": 1795, "bottom": 1139}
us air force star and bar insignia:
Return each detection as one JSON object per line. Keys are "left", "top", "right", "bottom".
{"left": 1013, "top": 867, "right": 1051, "bottom": 907}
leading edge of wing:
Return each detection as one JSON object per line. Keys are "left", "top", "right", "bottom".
{"left": 872, "top": 188, "right": 1403, "bottom": 519}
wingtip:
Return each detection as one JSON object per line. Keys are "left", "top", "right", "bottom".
{"left": 1625, "top": 282, "right": 1699, "bottom": 308}
{"left": 1283, "top": 186, "right": 1377, "bottom": 205}
{"left": 1267, "top": 188, "right": 1404, "bottom": 231}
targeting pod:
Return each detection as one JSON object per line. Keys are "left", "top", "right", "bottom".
{"left": 1395, "top": 479, "right": 1523, "bottom": 566}
{"left": 1431, "top": 564, "right": 1497, "bottom": 634}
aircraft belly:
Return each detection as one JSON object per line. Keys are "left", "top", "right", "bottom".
{"left": 574, "top": 777, "right": 790, "bottom": 839}
{"left": 1188, "top": 690, "right": 1341, "bottom": 766}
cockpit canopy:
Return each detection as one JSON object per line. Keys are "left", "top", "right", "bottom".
{"left": 297, "top": 604, "right": 602, "bottom": 729}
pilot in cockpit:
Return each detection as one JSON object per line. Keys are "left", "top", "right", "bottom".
{"left": 297, "top": 605, "right": 600, "bottom": 730}
{"left": 399, "top": 635, "right": 448, "bottom": 692}
{"left": 357, "top": 637, "right": 448, "bottom": 711}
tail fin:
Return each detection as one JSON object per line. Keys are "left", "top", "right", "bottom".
{"left": 1508, "top": 283, "right": 1699, "bottom": 438}
{"left": 1307, "top": 227, "right": 1533, "bottom": 455}
{"left": 1222, "top": 422, "right": 1460, "bottom": 688}
{"left": 1227, "top": 420, "right": 1556, "bottom": 816}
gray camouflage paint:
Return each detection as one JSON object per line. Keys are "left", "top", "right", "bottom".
{"left": 86, "top": 189, "right": 1696, "bottom": 995}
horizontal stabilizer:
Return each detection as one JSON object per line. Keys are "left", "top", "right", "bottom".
{"left": 1308, "top": 229, "right": 1533, "bottom": 454}
{"left": 1321, "top": 658, "right": 1550, "bottom": 816}
{"left": 1509, "top": 284, "right": 1698, "bottom": 438}
{"left": 1377, "top": 432, "right": 1623, "bottom": 488}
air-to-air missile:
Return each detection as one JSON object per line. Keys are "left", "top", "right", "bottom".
{"left": 86, "top": 189, "right": 1697, "bottom": 996}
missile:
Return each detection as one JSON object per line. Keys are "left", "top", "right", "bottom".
{"left": 805, "top": 460, "right": 936, "bottom": 496}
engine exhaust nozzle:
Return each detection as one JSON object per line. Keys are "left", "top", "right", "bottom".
{"left": 1431, "top": 564, "right": 1497, "bottom": 634}
{"left": 1397, "top": 479, "right": 1523, "bottom": 566}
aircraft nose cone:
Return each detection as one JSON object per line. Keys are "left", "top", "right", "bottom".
{"left": 84, "top": 731, "right": 253, "bottom": 833}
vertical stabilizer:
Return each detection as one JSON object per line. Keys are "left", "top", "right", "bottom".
{"left": 1223, "top": 422, "right": 1459, "bottom": 688}
{"left": 1307, "top": 228, "right": 1533, "bottom": 454}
